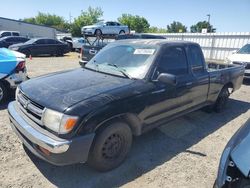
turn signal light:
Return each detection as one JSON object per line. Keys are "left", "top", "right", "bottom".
{"left": 64, "top": 118, "right": 77, "bottom": 131}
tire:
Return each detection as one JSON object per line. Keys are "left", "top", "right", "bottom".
{"left": 119, "top": 30, "right": 125, "bottom": 35}
{"left": 0, "top": 82, "right": 9, "bottom": 105}
{"left": 95, "top": 29, "right": 102, "bottom": 37}
{"left": 214, "top": 86, "right": 230, "bottom": 113}
{"left": 22, "top": 49, "right": 31, "bottom": 58}
{"left": 88, "top": 121, "right": 132, "bottom": 172}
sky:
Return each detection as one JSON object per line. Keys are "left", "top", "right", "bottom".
{"left": 1, "top": 0, "right": 250, "bottom": 32}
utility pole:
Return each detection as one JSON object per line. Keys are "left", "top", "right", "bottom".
{"left": 69, "top": 12, "right": 72, "bottom": 24}
{"left": 207, "top": 14, "right": 211, "bottom": 25}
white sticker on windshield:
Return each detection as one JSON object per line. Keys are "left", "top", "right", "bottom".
{"left": 134, "top": 49, "right": 155, "bottom": 55}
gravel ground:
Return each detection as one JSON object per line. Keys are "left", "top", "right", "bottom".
{"left": 0, "top": 53, "right": 249, "bottom": 188}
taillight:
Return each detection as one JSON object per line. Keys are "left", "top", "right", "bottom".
{"left": 80, "top": 47, "right": 83, "bottom": 59}
{"left": 16, "top": 61, "right": 26, "bottom": 72}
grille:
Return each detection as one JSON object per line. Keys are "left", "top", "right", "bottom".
{"left": 17, "top": 90, "right": 44, "bottom": 126}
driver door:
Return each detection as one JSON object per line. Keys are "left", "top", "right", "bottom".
{"left": 140, "top": 45, "right": 193, "bottom": 125}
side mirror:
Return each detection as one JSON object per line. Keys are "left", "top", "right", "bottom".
{"left": 157, "top": 73, "right": 177, "bottom": 85}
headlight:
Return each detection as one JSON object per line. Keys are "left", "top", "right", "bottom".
{"left": 42, "top": 108, "right": 78, "bottom": 134}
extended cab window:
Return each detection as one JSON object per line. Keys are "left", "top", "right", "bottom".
{"left": 188, "top": 45, "right": 205, "bottom": 72}
{"left": 157, "top": 46, "right": 188, "bottom": 75}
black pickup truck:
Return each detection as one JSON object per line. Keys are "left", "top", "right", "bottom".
{"left": 8, "top": 40, "right": 244, "bottom": 171}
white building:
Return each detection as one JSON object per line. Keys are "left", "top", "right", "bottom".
{"left": 0, "top": 17, "right": 66, "bottom": 39}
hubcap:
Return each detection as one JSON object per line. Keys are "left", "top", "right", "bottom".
{"left": 102, "top": 134, "right": 123, "bottom": 160}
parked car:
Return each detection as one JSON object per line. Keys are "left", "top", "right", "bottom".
{"left": 0, "top": 31, "right": 20, "bottom": 38}
{"left": 116, "top": 33, "right": 166, "bottom": 40}
{"left": 82, "top": 21, "right": 129, "bottom": 37}
{"left": 9, "top": 38, "right": 70, "bottom": 57}
{"left": 0, "top": 36, "right": 29, "bottom": 48}
{"left": 8, "top": 40, "right": 244, "bottom": 172}
{"left": 214, "top": 118, "right": 250, "bottom": 188}
{"left": 79, "top": 40, "right": 109, "bottom": 66}
{"left": 226, "top": 43, "right": 250, "bottom": 79}
{"left": 0, "top": 48, "right": 27, "bottom": 104}
{"left": 79, "top": 34, "right": 165, "bottom": 66}
{"left": 72, "top": 37, "right": 85, "bottom": 51}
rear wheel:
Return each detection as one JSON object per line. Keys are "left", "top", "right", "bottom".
{"left": 95, "top": 29, "right": 102, "bottom": 37}
{"left": 214, "top": 86, "right": 230, "bottom": 112}
{"left": 22, "top": 49, "right": 31, "bottom": 58}
{"left": 0, "top": 82, "right": 9, "bottom": 105}
{"left": 88, "top": 121, "right": 132, "bottom": 172}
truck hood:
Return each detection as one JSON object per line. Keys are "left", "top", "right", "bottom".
{"left": 19, "top": 68, "right": 134, "bottom": 113}
{"left": 230, "top": 119, "right": 250, "bottom": 177}
{"left": 228, "top": 53, "right": 250, "bottom": 63}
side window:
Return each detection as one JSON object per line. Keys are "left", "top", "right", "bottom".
{"left": 1, "top": 32, "right": 11, "bottom": 37}
{"left": 20, "top": 38, "right": 28, "bottom": 42}
{"left": 157, "top": 46, "right": 188, "bottom": 76}
{"left": 5, "top": 38, "right": 13, "bottom": 42}
{"left": 46, "top": 39, "right": 56, "bottom": 44}
{"left": 12, "top": 32, "right": 19, "bottom": 36}
{"left": 188, "top": 45, "right": 205, "bottom": 72}
{"left": 36, "top": 39, "right": 46, "bottom": 44}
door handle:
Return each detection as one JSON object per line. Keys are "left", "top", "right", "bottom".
{"left": 186, "top": 82, "right": 193, "bottom": 86}
{"left": 89, "top": 49, "right": 97, "bottom": 55}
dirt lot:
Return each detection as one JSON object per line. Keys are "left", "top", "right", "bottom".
{"left": 0, "top": 53, "right": 249, "bottom": 188}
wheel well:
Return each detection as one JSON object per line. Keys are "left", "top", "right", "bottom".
{"left": 224, "top": 82, "right": 234, "bottom": 93}
{"left": 94, "top": 113, "right": 142, "bottom": 136}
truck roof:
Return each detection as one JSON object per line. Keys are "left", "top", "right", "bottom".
{"left": 113, "top": 39, "right": 199, "bottom": 46}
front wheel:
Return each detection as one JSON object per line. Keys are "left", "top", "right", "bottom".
{"left": 214, "top": 87, "right": 230, "bottom": 113}
{"left": 88, "top": 121, "right": 132, "bottom": 172}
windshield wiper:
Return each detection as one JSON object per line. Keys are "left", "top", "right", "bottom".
{"left": 107, "top": 63, "right": 133, "bottom": 79}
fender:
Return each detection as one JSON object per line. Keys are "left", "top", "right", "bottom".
{"left": 77, "top": 103, "right": 143, "bottom": 136}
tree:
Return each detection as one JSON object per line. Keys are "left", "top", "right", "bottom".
{"left": 190, "top": 21, "right": 216, "bottom": 33}
{"left": 71, "top": 7, "right": 103, "bottom": 36}
{"left": 118, "top": 14, "right": 150, "bottom": 33}
{"left": 147, "top": 26, "right": 167, "bottom": 33}
{"left": 23, "top": 12, "right": 69, "bottom": 31}
{"left": 167, "top": 21, "right": 187, "bottom": 33}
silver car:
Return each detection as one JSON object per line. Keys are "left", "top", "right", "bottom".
{"left": 81, "top": 21, "right": 129, "bottom": 36}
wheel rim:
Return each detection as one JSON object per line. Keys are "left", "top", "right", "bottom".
{"left": 96, "top": 30, "right": 102, "bottom": 36}
{"left": 0, "top": 86, "right": 3, "bottom": 101}
{"left": 102, "top": 133, "right": 123, "bottom": 160}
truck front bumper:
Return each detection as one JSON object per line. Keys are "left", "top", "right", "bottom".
{"left": 8, "top": 101, "right": 95, "bottom": 166}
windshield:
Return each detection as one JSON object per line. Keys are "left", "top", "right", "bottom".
{"left": 95, "top": 21, "right": 104, "bottom": 25}
{"left": 24, "top": 39, "right": 37, "bottom": 44}
{"left": 85, "top": 44, "right": 158, "bottom": 79}
{"left": 238, "top": 44, "right": 250, "bottom": 54}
